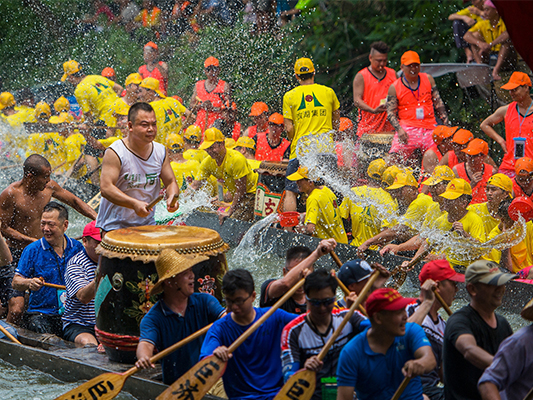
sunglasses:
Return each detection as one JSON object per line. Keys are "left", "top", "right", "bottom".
{"left": 306, "top": 296, "right": 336, "bottom": 307}
{"left": 225, "top": 293, "right": 252, "bottom": 307}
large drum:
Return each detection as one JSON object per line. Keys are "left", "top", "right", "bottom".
{"left": 94, "top": 225, "right": 229, "bottom": 363}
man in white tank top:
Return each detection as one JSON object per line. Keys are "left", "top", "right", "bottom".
{"left": 96, "top": 102, "right": 179, "bottom": 234}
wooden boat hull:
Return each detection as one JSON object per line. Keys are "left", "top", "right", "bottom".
{"left": 182, "top": 209, "right": 533, "bottom": 315}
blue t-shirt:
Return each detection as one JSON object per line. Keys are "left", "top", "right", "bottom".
{"left": 336, "top": 322, "right": 430, "bottom": 400}
{"left": 139, "top": 293, "right": 225, "bottom": 385}
{"left": 15, "top": 236, "right": 83, "bottom": 315}
{"left": 200, "top": 307, "right": 296, "bottom": 400}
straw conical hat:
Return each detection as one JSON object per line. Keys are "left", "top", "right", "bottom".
{"left": 521, "top": 297, "right": 533, "bottom": 321}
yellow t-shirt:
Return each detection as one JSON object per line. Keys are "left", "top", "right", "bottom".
{"left": 197, "top": 149, "right": 257, "bottom": 195}
{"left": 421, "top": 201, "right": 446, "bottom": 231}
{"left": 305, "top": 186, "right": 348, "bottom": 243}
{"left": 171, "top": 159, "right": 201, "bottom": 191}
{"left": 74, "top": 75, "right": 119, "bottom": 123}
{"left": 432, "top": 210, "right": 486, "bottom": 267}
{"left": 469, "top": 18, "right": 507, "bottom": 52}
{"left": 457, "top": 7, "right": 483, "bottom": 23}
{"left": 5, "top": 108, "right": 36, "bottom": 127}
{"left": 467, "top": 202, "right": 500, "bottom": 236}
{"left": 64, "top": 133, "right": 88, "bottom": 178}
{"left": 49, "top": 111, "right": 74, "bottom": 124}
{"left": 26, "top": 132, "right": 67, "bottom": 172}
{"left": 487, "top": 221, "right": 533, "bottom": 273}
{"left": 340, "top": 186, "right": 397, "bottom": 247}
{"left": 151, "top": 97, "right": 187, "bottom": 145}
{"left": 393, "top": 193, "right": 434, "bottom": 231}
{"left": 184, "top": 149, "right": 209, "bottom": 163}
{"left": 282, "top": 83, "right": 340, "bottom": 159}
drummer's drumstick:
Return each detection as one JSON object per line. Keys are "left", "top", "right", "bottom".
{"left": 39, "top": 278, "right": 66, "bottom": 290}
{"left": 147, "top": 195, "right": 164, "bottom": 210}
{"left": 170, "top": 194, "right": 179, "bottom": 208}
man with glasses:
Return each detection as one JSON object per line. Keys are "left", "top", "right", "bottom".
{"left": 190, "top": 56, "right": 232, "bottom": 133}
{"left": 200, "top": 269, "right": 296, "bottom": 400}
{"left": 281, "top": 268, "right": 368, "bottom": 400}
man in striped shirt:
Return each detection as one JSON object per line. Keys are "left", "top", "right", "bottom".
{"left": 62, "top": 221, "right": 101, "bottom": 346}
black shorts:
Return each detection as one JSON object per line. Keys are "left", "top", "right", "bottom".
{"left": 0, "top": 247, "right": 25, "bottom": 306}
{"left": 63, "top": 322, "right": 96, "bottom": 343}
{"left": 22, "top": 313, "right": 63, "bottom": 336}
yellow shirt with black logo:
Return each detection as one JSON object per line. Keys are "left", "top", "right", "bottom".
{"left": 171, "top": 159, "right": 201, "bottom": 191}
{"left": 340, "top": 185, "right": 397, "bottom": 247}
{"left": 74, "top": 75, "right": 119, "bottom": 123}
{"left": 26, "top": 132, "right": 66, "bottom": 172}
{"left": 467, "top": 202, "right": 500, "bottom": 236}
{"left": 305, "top": 186, "right": 348, "bottom": 243}
{"left": 486, "top": 221, "right": 533, "bottom": 273}
{"left": 283, "top": 83, "right": 340, "bottom": 159}
{"left": 151, "top": 97, "right": 187, "bottom": 145}
{"left": 197, "top": 149, "right": 257, "bottom": 195}
{"left": 184, "top": 149, "right": 209, "bottom": 163}
{"left": 468, "top": 18, "right": 507, "bottom": 52}
{"left": 432, "top": 210, "right": 486, "bottom": 267}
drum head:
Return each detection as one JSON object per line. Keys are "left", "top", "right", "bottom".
{"left": 97, "top": 225, "right": 229, "bottom": 263}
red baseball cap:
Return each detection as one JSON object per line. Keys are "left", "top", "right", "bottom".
{"left": 419, "top": 260, "right": 465, "bottom": 285}
{"left": 83, "top": 221, "right": 102, "bottom": 242}
{"left": 365, "top": 288, "right": 415, "bottom": 318}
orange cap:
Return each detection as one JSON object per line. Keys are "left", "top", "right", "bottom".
{"left": 339, "top": 117, "right": 354, "bottom": 132}
{"left": 144, "top": 41, "right": 158, "bottom": 50}
{"left": 249, "top": 102, "right": 268, "bottom": 116}
{"left": 452, "top": 129, "right": 474, "bottom": 145}
{"left": 501, "top": 71, "right": 532, "bottom": 90}
{"left": 515, "top": 157, "right": 533, "bottom": 175}
{"left": 204, "top": 56, "right": 219, "bottom": 68}
{"left": 462, "top": 138, "right": 489, "bottom": 155}
{"left": 101, "top": 67, "right": 115, "bottom": 78}
{"left": 269, "top": 112, "right": 284, "bottom": 125}
{"left": 401, "top": 50, "right": 420, "bottom": 65}
{"left": 432, "top": 126, "right": 455, "bottom": 145}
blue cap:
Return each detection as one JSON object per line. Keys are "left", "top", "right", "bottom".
{"left": 337, "top": 259, "right": 372, "bottom": 286}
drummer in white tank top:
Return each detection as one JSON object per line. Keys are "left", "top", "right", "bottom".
{"left": 96, "top": 102, "right": 179, "bottom": 234}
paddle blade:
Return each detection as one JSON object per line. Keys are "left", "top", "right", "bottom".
{"left": 157, "top": 355, "right": 226, "bottom": 400}
{"left": 54, "top": 372, "right": 126, "bottom": 400}
{"left": 274, "top": 369, "right": 316, "bottom": 400}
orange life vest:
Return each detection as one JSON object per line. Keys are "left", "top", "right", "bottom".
{"left": 142, "top": 7, "right": 160, "bottom": 27}
{"left": 500, "top": 102, "right": 533, "bottom": 171}
{"left": 247, "top": 124, "right": 268, "bottom": 139}
{"left": 139, "top": 62, "right": 167, "bottom": 96}
{"left": 392, "top": 72, "right": 436, "bottom": 129}
{"left": 356, "top": 67, "right": 396, "bottom": 137}
{"left": 255, "top": 133, "right": 290, "bottom": 162}
{"left": 455, "top": 162, "right": 493, "bottom": 204}
{"left": 194, "top": 79, "right": 226, "bottom": 132}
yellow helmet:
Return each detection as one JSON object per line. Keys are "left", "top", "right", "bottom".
{"left": 183, "top": 125, "right": 202, "bottom": 142}
{"left": 167, "top": 134, "right": 185, "bottom": 152}
{"left": 54, "top": 96, "right": 70, "bottom": 113}
{"left": 35, "top": 101, "right": 51, "bottom": 119}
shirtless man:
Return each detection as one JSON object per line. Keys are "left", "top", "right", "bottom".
{"left": 0, "top": 154, "right": 97, "bottom": 324}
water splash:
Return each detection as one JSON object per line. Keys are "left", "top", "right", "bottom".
{"left": 154, "top": 186, "right": 214, "bottom": 225}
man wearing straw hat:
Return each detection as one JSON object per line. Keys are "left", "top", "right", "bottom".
{"left": 136, "top": 248, "right": 225, "bottom": 385}
{"left": 336, "top": 287, "right": 436, "bottom": 400}
{"left": 478, "top": 297, "right": 533, "bottom": 399}
{"left": 442, "top": 260, "right": 515, "bottom": 400}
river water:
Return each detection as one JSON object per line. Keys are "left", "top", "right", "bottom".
{"left": 0, "top": 169, "right": 530, "bottom": 399}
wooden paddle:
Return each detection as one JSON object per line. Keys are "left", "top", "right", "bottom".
{"left": 0, "top": 163, "right": 22, "bottom": 171}
{"left": 54, "top": 323, "right": 214, "bottom": 400}
{"left": 39, "top": 277, "right": 66, "bottom": 290}
{"left": 87, "top": 191, "right": 102, "bottom": 210}
{"left": 157, "top": 278, "right": 306, "bottom": 400}
{"left": 0, "top": 323, "right": 21, "bottom": 345}
{"left": 523, "top": 386, "right": 533, "bottom": 400}
{"left": 431, "top": 287, "right": 452, "bottom": 316}
{"left": 391, "top": 376, "right": 411, "bottom": 400}
{"left": 273, "top": 271, "right": 379, "bottom": 400}
{"left": 59, "top": 153, "right": 85, "bottom": 187}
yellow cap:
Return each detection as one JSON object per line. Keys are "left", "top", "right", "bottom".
{"left": 0, "top": 92, "right": 15, "bottom": 109}
{"left": 140, "top": 77, "right": 165, "bottom": 98}
{"left": 381, "top": 165, "right": 402, "bottom": 187}
{"left": 487, "top": 173, "right": 513, "bottom": 196}
{"left": 167, "top": 133, "right": 185, "bottom": 152}
{"left": 199, "top": 128, "right": 225, "bottom": 150}
{"left": 125, "top": 72, "right": 143, "bottom": 86}
{"left": 387, "top": 171, "right": 418, "bottom": 190}
{"left": 422, "top": 165, "right": 455, "bottom": 186}
{"left": 294, "top": 58, "right": 315, "bottom": 74}
{"left": 98, "top": 137, "right": 121, "bottom": 148}
{"left": 367, "top": 159, "right": 387, "bottom": 180}
{"left": 287, "top": 166, "right": 309, "bottom": 181}
{"left": 236, "top": 136, "right": 255, "bottom": 150}
{"left": 35, "top": 101, "right": 51, "bottom": 119}
{"left": 113, "top": 101, "right": 130, "bottom": 116}
{"left": 54, "top": 96, "right": 70, "bottom": 113}
{"left": 61, "top": 60, "right": 81, "bottom": 82}
{"left": 440, "top": 178, "right": 472, "bottom": 200}
{"left": 184, "top": 125, "right": 202, "bottom": 142}
{"left": 225, "top": 138, "right": 237, "bottom": 149}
